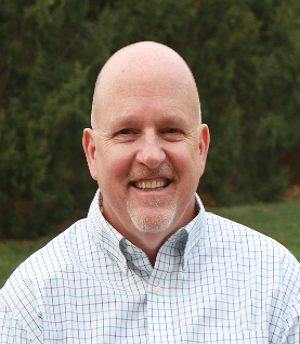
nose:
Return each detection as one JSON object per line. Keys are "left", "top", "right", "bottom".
{"left": 136, "top": 130, "right": 166, "bottom": 169}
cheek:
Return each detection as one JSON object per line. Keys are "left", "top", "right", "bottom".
{"left": 171, "top": 143, "right": 200, "bottom": 168}
{"left": 174, "top": 146, "right": 202, "bottom": 185}
{"left": 97, "top": 146, "right": 135, "bottom": 182}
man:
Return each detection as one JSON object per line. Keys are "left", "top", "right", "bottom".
{"left": 0, "top": 41, "right": 300, "bottom": 343}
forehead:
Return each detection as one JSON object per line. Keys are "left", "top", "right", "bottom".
{"left": 93, "top": 64, "right": 199, "bottom": 129}
{"left": 96, "top": 85, "right": 198, "bottom": 131}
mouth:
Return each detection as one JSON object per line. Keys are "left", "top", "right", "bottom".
{"left": 131, "top": 179, "right": 171, "bottom": 191}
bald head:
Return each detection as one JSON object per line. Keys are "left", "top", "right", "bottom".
{"left": 91, "top": 41, "right": 201, "bottom": 129}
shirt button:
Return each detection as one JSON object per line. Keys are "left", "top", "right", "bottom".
{"left": 184, "top": 256, "right": 188, "bottom": 264}
{"left": 120, "top": 261, "right": 126, "bottom": 269}
{"left": 155, "top": 286, "right": 162, "bottom": 296}
{"left": 127, "top": 246, "right": 134, "bottom": 254}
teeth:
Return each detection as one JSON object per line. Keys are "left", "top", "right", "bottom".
{"left": 135, "top": 180, "right": 168, "bottom": 190}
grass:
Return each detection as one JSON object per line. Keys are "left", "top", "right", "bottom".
{"left": 0, "top": 199, "right": 299, "bottom": 288}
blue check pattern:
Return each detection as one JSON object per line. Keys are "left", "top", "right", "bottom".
{"left": 1, "top": 190, "right": 300, "bottom": 343}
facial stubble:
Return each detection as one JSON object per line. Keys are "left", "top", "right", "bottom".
{"left": 127, "top": 194, "right": 177, "bottom": 233}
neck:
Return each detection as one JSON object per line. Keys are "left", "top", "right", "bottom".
{"left": 124, "top": 229, "right": 179, "bottom": 267}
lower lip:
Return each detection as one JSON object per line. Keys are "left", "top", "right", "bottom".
{"left": 136, "top": 186, "right": 166, "bottom": 191}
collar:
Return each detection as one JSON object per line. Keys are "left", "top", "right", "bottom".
{"left": 87, "top": 189, "right": 207, "bottom": 274}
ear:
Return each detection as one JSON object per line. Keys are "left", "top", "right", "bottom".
{"left": 82, "top": 128, "right": 98, "bottom": 181}
{"left": 198, "top": 124, "right": 210, "bottom": 176}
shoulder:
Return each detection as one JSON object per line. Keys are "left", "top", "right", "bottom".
{"left": 0, "top": 218, "right": 94, "bottom": 338}
{"left": 205, "top": 211, "right": 294, "bottom": 258}
{"left": 0, "top": 215, "right": 110, "bottom": 339}
{"left": 203, "top": 212, "right": 300, "bottom": 291}
{"left": 12, "top": 215, "right": 110, "bottom": 282}
{"left": 0, "top": 218, "right": 92, "bottom": 306}
{"left": 204, "top": 212, "right": 300, "bottom": 323}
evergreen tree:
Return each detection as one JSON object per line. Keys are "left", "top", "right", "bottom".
{"left": 1, "top": 0, "right": 299, "bottom": 238}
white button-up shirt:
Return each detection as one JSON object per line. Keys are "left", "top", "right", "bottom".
{"left": 1, "top": 190, "right": 300, "bottom": 343}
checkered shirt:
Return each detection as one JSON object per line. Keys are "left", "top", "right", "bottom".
{"left": 1, "top": 190, "right": 300, "bottom": 343}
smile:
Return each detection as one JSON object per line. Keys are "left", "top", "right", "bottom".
{"left": 133, "top": 179, "right": 170, "bottom": 191}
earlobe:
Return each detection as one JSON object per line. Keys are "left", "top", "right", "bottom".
{"left": 82, "top": 128, "right": 98, "bottom": 181}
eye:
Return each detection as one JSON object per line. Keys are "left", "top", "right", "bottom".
{"left": 164, "top": 128, "right": 180, "bottom": 134}
{"left": 114, "top": 128, "right": 139, "bottom": 143}
{"left": 160, "top": 127, "right": 185, "bottom": 141}
{"left": 118, "top": 128, "right": 134, "bottom": 135}
{"left": 161, "top": 127, "right": 183, "bottom": 135}
{"left": 115, "top": 128, "right": 140, "bottom": 136}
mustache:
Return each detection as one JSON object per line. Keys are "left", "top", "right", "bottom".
{"left": 128, "top": 162, "right": 176, "bottom": 181}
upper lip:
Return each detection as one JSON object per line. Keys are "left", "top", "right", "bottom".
{"left": 128, "top": 162, "right": 175, "bottom": 184}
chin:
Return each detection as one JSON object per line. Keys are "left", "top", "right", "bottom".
{"left": 127, "top": 203, "right": 177, "bottom": 234}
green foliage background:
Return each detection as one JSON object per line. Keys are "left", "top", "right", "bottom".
{"left": 1, "top": 0, "right": 300, "bottom": 239}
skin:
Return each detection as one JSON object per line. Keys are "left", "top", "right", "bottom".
{"left": 83, "top": 42, "right": 210, "bottom": 266}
